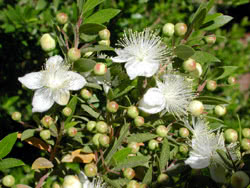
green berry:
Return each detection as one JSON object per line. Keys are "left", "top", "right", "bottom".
{"left": 80, "top": 88, "right": 92, "bottom": 100}
{"left": 56, "top": 12, "right": 68, "bottom": 25}
{"left": 99, "top": 29, "right": 111, "bottom": 40}
{"left": 228, "top": 76, "right": 237, "bottom": 85}
{"left": 11, "top": 111, "right": 22, "bottom": 121}
{"left": 134, "top": 116, "right": 144, "bottom": 127}
{"left": 175, "top": 23, "right": 187, "bottom": 36}
{"left": 92, "top": 133, "right": 101, "bottom": 146}
{"left": 148, "top": 139, "right": 159, "bottom": 150}
{"left": 99, "top": 134, "right": 110, "bottom": 147}
{"left": 127, "top": 180, "right": 140, "bottom": 188}
{"left": 63, "top": 175, "right": 81, "bottom": 188}
{"left": 41, "top": 115, "right": 54, "bottom": 128}
{"left": 224, "top": 129, "right": 238, "bottom": 143}
{"left": 68, "top": 48, "right": 81, "bottom": 62}
{"left": 231, "top": 171, "right": 250, "bottom": 188}
{"left": 106, "top": 101, "right": 119, "bottom": 113}
{"left": 128, "top": 142, "right": 140, "bottom": 154}
{"left": 2, "top": 175, "right": 15, "bottom": 187}
{"left": 179, "top": 128, "right": 189, "bottom": 138}
{"left": 206, "top": 80, "right": 217, "bottom": 91}
{"left": 204, "top": 34, "right": 216, "bottom": 44}
{"left": 127, "top": 106, "right": 139, "bottom": 119}
{"left": 84, "top": 163, "right": 97, "bottom": 177}
{"left": 67, "top": 127, "right": 77, "bottom": 137}
{"left": 242, "top": 128, "right": 250, "bottom": 138}
{"left": 157, "top": 173, "right": 169, "bottom": 185}
{"left": 62, "top": 107, "right": 72, "bottom": 117}
{"left": 214, "top": 105, "right": 226, "bottom": 116}
{"left": 156, "top": 125, "right": 168, "bottom": 137}
{"left": 40, "top": 33, "right": 56, "bottom": 52}
{"left": 241, "top": 138, "right": 250, "bottom": 151}
{"left": 179, "top": 144, "right": 189, "bottom": 155}
{"left": 189, "top": 100, "right": 204, "bottom": 116}
{"left": 94, "top": 63, "right": 107, "bottom": 76}
{"left": 183, "top": 58, "right": 196, "bottom": 72}
{"left": 123, "top": 168, "right": 135, "bottom": 180}
{"left": 87, "top": 121, "right": 96, "bottom": 132}
{"left": 40, "top": 130, "right": 51, "bottom": 140}
{"left": 162, "top": 23, "right": 175, "bottom": 37}
{"left": 96, "top": 121, "right": 108, "bottom": 133}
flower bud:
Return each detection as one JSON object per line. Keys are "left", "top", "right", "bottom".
{"left": 98, "top": 40, "right": 110, "bottom": 46}
{"left": 40, "top": 33, "right": 56, "bottom": 52}
{"left": 87, "top": 121, "right": 96, "bottom": 132}
{"left": 99, "top": 134, "right": 110, "bottom": 147}
{"left": 231, "top": 171, "right": 250, "bottom": 188}
{"left": 179, "top": 144, "right": 189, "bottom": 155}
{"left": 162, "top": 23, "right": 175, "bottom": 37}
{"left": 52, "top": 182, "right": 61, "bottom": 188}
{"left": 11, "top": 111, "right": 22, "bottom": 121}
{"left": 134, "top": 116, "right": 144, "bottom": 127}
{"left": 123, "top": 168, "right": 135, "bottom": 180}
{"left": 175, "top": 23, "right": 187, "bottom": 36}
{"left": 157, "top": 173, "right": 169, "bottom": 185}
{"left": 148, "top": 139, "right": 159, "bottom": 150}
{"left": 242, "top": 128, "right": 250, "bottom": 138}
{"left": 106, "top": 101, "right": 119, "bottom": 113}
{"left": 205, "top": 34, "right": 216, "bottom": 44}
{"left": 96, "top": 121, "right": 108, "bottom": 133}
{"left": 206, "top": 80, "right": 217, "bottom": 91}
{"left": 156, "top": 125, "right": 168, "bottom": 137}
{"left": 63, "top": 175, "right": 81, "bottom": 188}
{"left": 2, "top": 175, "right": 15, "bottom": 187}
{"left": 56, "top": 12, "right": 68, "bottom": 25}
{"left": 191, "top": 62, "right": 203, "bottom": 77}
{"left": 41, "top": 115, "right": 54, "bottom": 128}
{"left": 224, "top": 129, "right": 238, "bottom": 143}
{"left": 140, "top": 184, "right": 148, "bottom": 188}
{"left": 127, "top": 180, "right": 140, "bottom": 188}
{"left": 99, "top": 29, "right": 111, "bottom": 40}
{"left": 127, "top": 106, "right": 139, "bottom": 119}
{"left": 128, "top": 142, "right": 140, "bottom": 154}
{"left": 179, "top": 127, "right": 190, "bottom": 138}
{"left": 40, "top": 130, "right": 51, "bottom": 140}
{"left": 62, "top": 107, "right": 72, "bottom": 117}
{"left": 80, "top": 88, "right": 92, "bottom": 100}
{"left": 183, "top": 58, "right": 196, "bottom": 72}
{"left": 67, "top": 127, "right": 77, "bottom": 137}
{"left": 68, "top": 48, "right": 81, "bottom": 62}
{"left": 84, "top": 163, "right": 97, "bottom": 177}
{"left": 228, "top": 76, "right": 237, "bottom": 85}
{"left": 189, "top": 100, "right": 204, "bottom": 116}
{"left": 241, "top": 138, "right": 250, "bottom": 151}
{"left": 92, "top": 133, "right": 101, "bottom": 146}
{"left": 214, "top": 105, "right": 226, "bottom": 116}
{"left": 94, "top": 63, "right": 107, "bottom": 76}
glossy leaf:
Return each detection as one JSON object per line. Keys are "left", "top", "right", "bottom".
{"left": 85, "top": 9, "right": 121, "bottom": 24}
{"left": 191, "top": 51, "right": 220, "bottom": 64}
{"left": 21, "top": 129, "right": 35, "bottom": 141}
{"left": 82, "top": 0, "right": 105, "bottom": 14}
{"left": 74, "top": 58, "right": 96, "bottom": 72}
{"left": 142, "top": 165, "right": 152, "bottom": 185}
{"left": 31, "top": 157, "right": 54, "bottom": 169}
{"left": 0, "top": 132, "right": 17, "bottom": 159}
{"left": 215, "top": 66, "right": 238, "bottom": 80}
{"left": 0, "top": 158, "right": 24, "bottom": 170}
{"left": 110, "top": 148, "right": 132, "bottom": 166}
{"left": 81, "top": 104, "right": 101, "bottom": 119}
{"left": 127, "top": 133, "right": 158, "bottom": 143}
{"left": 202, "top": 15, "right": 233, "bottom": 31}
{"left": 197, "top": 96, "right": 229, "bottom": 105}
{"left": 80, "top": 23, "right": 106, "bottom": 35}
{"left": 174, "top": 45, "right": 195, "bottom": 60}
{"left": 113, "top": 156, "right": 150, "bottom": 170}
{"left": 159, "top": 138, "right": 170, "bottom": 173}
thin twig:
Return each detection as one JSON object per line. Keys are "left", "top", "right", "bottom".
{"left": 60, "top": 28, "right": 69, "bottom": 50}
{"left": 35, "top": 172, "right": 50, "bottom": 188}
{"left": 75, "top": 13, "right": 83, "bottom": 49}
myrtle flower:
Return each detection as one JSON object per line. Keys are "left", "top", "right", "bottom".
{"left": 79, "top": 171, "right": 106, "bottom": 188}
{"left": 111, "top": 29, "right": 169, "bottom": 80}
{"left": 139, "top": 74, "right": 193, "bottom": 117}
{"left": 18, "top": 55, "right": 86, "bottom": 112}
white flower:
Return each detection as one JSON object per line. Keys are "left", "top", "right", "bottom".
{"left": 139, "top": 74, "right": 193, "bottom": 117}
{"left": 111, "top": 29, "right": 169, "bottom": 80}
{"left": 63, "top": 175, "right": 82, "bottom": 188}
{"left": 79, "top": 171, "right": 106, "bottom": 188}
{"left": 18, "top": 55, "right": 86, "bottom": 113}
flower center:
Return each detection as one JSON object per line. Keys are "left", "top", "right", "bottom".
{"left": 43, "top": 70, "right": 69, "bottom": 89}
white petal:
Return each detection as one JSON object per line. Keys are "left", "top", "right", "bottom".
{"left": 46, "top": 55, "right": 64, "bottom": 69}
{"left": 185, "top": 154, "right": 210, "bottom": 169}
{"left": 111, "top": 49, "right": 128, "bottom": 63}
{"left": 139, "top": 88, "right": 166, "bottom": 114}
{"left": 209, "top": 164, "right": 226, "bottom": 183}
{"left": 53, "top": 89, "right": 70, "bottom": 105}
{"left": 18, "top": 72, "right": 44, "bottom": 89}
{"left": 66, "top": 71, "right": 87, "bottom": 90}
{"left": 32, "top": 88, "right": 54, "bottom": 113}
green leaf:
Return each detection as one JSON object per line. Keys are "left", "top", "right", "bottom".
{"left": 215, "top": 66, "right": 238, "bottom": 80}
{"left": 159, "top": 138, "right": 170, "bottom": 173}
{"left": 112, "top": 79, "right": 137, "bottom": 99}
{"left": 74, "top": 58, "right": 96, "bottom": 72}
{"left": 81, "top": 45, "right": 114, "bottom": 53}
{"left": 174, "top": 45, "right": 195, "bottom": 60}
{"left": 216, "top": 149, "right": 234, "bottom": 169}
{"left": 31, "top": 157, "right": 54, "bottom": 170}
{"left": 110, "top": 148, "right": 132, "bottom": 166}
{"left": 113, "top": 156, "right": 150, "bottom": 171}
{"left": 142, "top": 165, "right": 152, "bottom": 185}
{"left": 65, "top": 121, "right": 80, "bottom": 129}
{"left": 36, "top": 0, "right": 47, "bottom": 10}
{"left": 21, "top": 129, "right": 35, "bottom": 141}
{"left": 204, "top": 13, "right": 223, "bottom": 23}
{"left": 191, "top": 51, "right": 220, "bottom": 64}
{"left": 80, "top": 33, "right": 98, "bottom": 42}
{"left": 85, "top": 9, "right": 120, "bottom": 24}
{"left": 65, "top": 96, "right": 78, "bottom": 124}
{"left": 103, "top": 176, "right": 121, "bottom": 188}
{"left": 197, "top": 96, "right": 229, "bottom": 105}
{"left": 81, "top": 104, "right": 102, "bottom": 119}
{"left": 202, "top": 15, "right": 233, "bottom": 31}
{"left": 0, "top": 132, "right": 17, "bottom": 159}
{"left": 0, "top": 158, "right": 24, "bottom": 170}
{"left": 82, "top": 0, "right": 105, "bottom": 14}
{"left": 207, "top": 0, "right": 215, "bottom": 12}
{"left": 2, "top": 96, "right": 19, "bottom": 110}
{"left": 85, "top": 83, "right": 103, "bottom": 90}
{"left": 192, "top": 8, "right": 207, "bottom": 30}
{"left": 127, "top": 133, "right": 158, "bottom": 143}
{"left": 80, "top": 23, "right": 106, "bottom": 35}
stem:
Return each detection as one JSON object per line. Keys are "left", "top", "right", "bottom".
{"left": 60, "top": 28, "right": 69, "bottom": 50}
{"left": 35, "top": 172, "right": 50, "bottom": 188}
{"left": 74, "top": 13, "right": 83, "bottom": 49}
{"left": 19, "top": 121, "right": 36, "bottom": 129}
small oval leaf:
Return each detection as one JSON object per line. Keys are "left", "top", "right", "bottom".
{"left": 31, "top": 157, "right": 54, "bottom": 170}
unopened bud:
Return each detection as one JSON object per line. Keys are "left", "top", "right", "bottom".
{"left": 40, "top": 33, "right": 56, "bottom": 52}
{"left": 94, "top": 63, "right": 107, "bottom": 76}
{"left": 92, "top": 133, "right": 101, "bottom": 146}
{"left": 68, "top": 48, "right": 81, "bottom": 62}
{"left": 231, "top": 171, "right": 250, "bottom": 188}
{"left": 157, "top": 174, "right": 169, "bottom": 185}
{"left": 242, "top": 128, "right": 250, "bottom": 139}
{"left": 67, "top": 127, "right": 77, "bottom": 137}
{"left": 87, "top": 121, "right": 96, "bottom": 132}
{"left": 41, "top": 115, "right": 53, "bottom": 128}
{"left": 134, "top": 116, "right": 144, "bottom": 127}
{"left": 107, "top": 101, "right": 119, "bottom": 113}
{"left": 156, "top": 125, "right": 168, "bottom": 137}
{"left": 148, "top": 139, "right": 159, "bottom": 150}
{"left": 11, "top": 111, "right": 22, "bottom": 121}
{"left": 206, "top": 80, "right": 217, "bottom": 91}
{"left": 191, "top": 62, "right": 203, "bottom": 77}
{"left": 84, "top": 163, "right": 97, "bottom": 177}
{"left": 2, "top": 175, "right": 15, "bottom": 187}
{"left": 128, "top": 142, "right": 140, "bottom": 154}
{"left": 40, "top": 130, "right": 51, "bottom": 140}
{"left": 183, "top": 58, "right": 196, "bottom": 72}
{"left": 224, "top": 129, "right": 238, "bottom": 143}
{"left": 162, "top": 23, "right": 175, "bottom": 37}
{"left": 189, "top": 100, "right": 204, "bottom": 116}
{"left": 205, "top": 34, "right": 216, "bottom": 44}
{"left": 123, "top": 168, "right": 135, "bottom": 180}
{"left": 127, "top": 106, "right": 139, "bottom": 119}
{"left": 99, "top": 29, "right": 111, "bottom": 40}
{"left": 96, "top": 121, "right": 108, "bottom": 133}
{"left": 179, "top": 127, "right": 189, "bottom": 138}
{"left": 63, "top": 175, "right": 81, "bottom": 188}
{"left": 99, "top": 134, "right": 110, "bottom": 147}
{"left": 241, "top": 138, "right": 250, "bottom": 151}
{"left": 179, "top": 144, "right": 189, "bottom": 155}
{"left": 80, "top": 88, "right": 92, "bottom": 100}
{"left": 228, "top": 76, "right": 236, "bottom": 85}
{"left": 214, "top": 105, "right": 226, "bottom": 116}
{"left": 52, "top": 182, "right": 61, "bottom": 188}
{"left": 175, "top": 23, "right": 187, "bottom": 36}
{"left": 56, "top": 12, "right": 68, "bottom": 25}
{"left": 127, "top": 180, "right": 140, "bottom": 188}
{"left": 62, "top": 107, "right": 72, "bottom": 117}
{"left": 98, "top": 40, "right": 110, "bottom": 46}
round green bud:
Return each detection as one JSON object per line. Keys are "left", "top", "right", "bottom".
{"left": 41, "top": 115, "right": 54, "bottom": 128}
{"left": 224, "top": 129, "right": 238, "bottom": 143}
{"left": 231, "top": 171, "right": 250, "bottom": 188}
{"left": 80, "top": 88, "right": 92, "bottom": 100}
{"left": 52, "top": 182, "right": 61, "bottom": 188}
{"left": 162, "top": 23, "right": 175, "bottom": 37}
{"left": 242, "top": 128, "right": 250, "bottom": 139}
{"left": 179, "top": 128, "right": 189, "bottom": 138}
{"left": 205, "top": 34, "right": 216, "bottom": 44}
{"left": 67, "top": 127, "right": 77, "bottom": 137}
{"left": 127, "top": 106, "right": 139, "bottom": 119}
{"left": 99, "top": 29, "right": 111, "bottom": 40}
{"left": 84, "top": 163, "right": 97, "bottom": 177}
{"left": 87, "top": 121, "right": 96, "bottom": 132}
{"left": 179, "top": 144, "right": 189, "bottom": 155}
{"left": 94, "top": 63, "right": 107, "bottom": 76}
{"left": 157, "top": 173, "right": 169, "bottom": 185}
{"left": 175, "top": 23, "right": 187, "bottom": 36}
{"left": 183, "top": 58, "right": 196, "bottom": 72}
{"left": 99, "top": 134, "right": 110, "bottom": 147}
{"left": 92, "top": 133, "right": 101, "bottom": 146}
{"left": 40, "top": 130, "right": 51, "bottom": 140}
{"left": 148, "top": 139, "right": 159, "bottom": 150}
{"left": 62, "top": 107, "right": 72, "bottom": 117}
{"left": 98, "top": 40, "right": 110, "bottom": 46}
{"left": 241, "top": 138, "right": 250, "bottom": 151}
{"left": 127, "top": 180, "right": 140, "bottom": 188}
{"left": 228, "top": 76, "right": 237, "bottom": 85}
{"left": 128, "top": 142, "right": 140, "bottom": 154}
{"left": 68, "top": 48, "right": 81, "bottom": 62}
{"left": 96, "top": 121, "right": 108, "bottom": 133}
{"left": 191, "top": 62, "right": 203, "bottom": 77}
{"left": 134, "top": 116, "right": 144, "bottom": 127}
{"left": 2, "top": 175, "right": 15, "bottom": 187}
{"left": 63, "top": 175, "right": 81, "bottom": 188}
{"left": 56, "top": 12, "right": 68, "bottom": 25}
{"left": 214, "top": 105, "right": 226, "bottom": 116}
{"left": 11, "top": 111, "right": 22, "bottom": 121}
{"left": 40, "top": 33, "right": 56, "bottom": 52}
{"left": 123, "top": 168, "right": 135, "bottom": 180}
{"left": 156, "top": 125, "right": 168, "bottom": 137}
{"left": 206, "top": 80, "right": 217, "bottom": 91}
{"left": 189, "top": 100, "right": 204, "bottom": 116}
{"left": 106, "top": 101, "right": 119, "bottom": 113}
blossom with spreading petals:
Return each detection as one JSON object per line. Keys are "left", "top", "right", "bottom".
{"left": 139, "top": 74, "right": 193, "bottom": 117}
{"left": 18, "top": 55, "right": 86, "bottom": 112}
{"left": 111, "top": 29, "right": 169, "bottom": 80}
{"left": 79, "top": 171, "right": 106, "bottom": 188}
